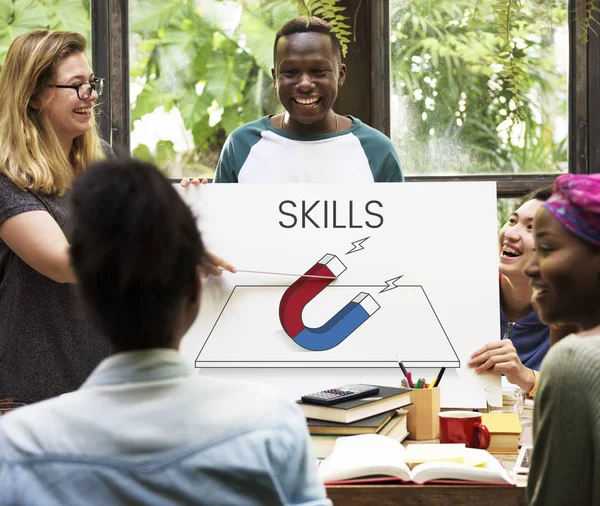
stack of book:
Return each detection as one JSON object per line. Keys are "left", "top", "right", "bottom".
{"left": 297, "top": 385, "right": 412, "bottom": 458}
{"left": 481, "top": 412, "right": 523, "bottom": 454}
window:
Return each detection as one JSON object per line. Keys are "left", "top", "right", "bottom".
{"left": 128, "top": 0, "right": 297, "bottom": 178}
{"left": 0, "top": 1, "right": 91, "bottom": 64}
{"left": 98, "top": 0, "right": 597, "bottom": 188}
{"left": 389, "top": 0, "right": 569, "bottom": 177}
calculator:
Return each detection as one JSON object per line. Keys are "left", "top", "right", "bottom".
{"left": 300, "top": 384, "right": 380, "bottom": 405}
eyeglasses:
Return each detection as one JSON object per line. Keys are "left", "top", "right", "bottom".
{"left": 46, "top": 77, "right": 105, "bottom": 100}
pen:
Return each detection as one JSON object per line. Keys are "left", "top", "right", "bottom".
{"left": 428, "top": 377, "right": 437, "bottom": 388}
{"left": 415, "top": 378, "right": 425, "bottom": 389}
{"left": 398, "top": 361, "right": 414, "bottom": 388}
{"left": 433, "top": 367, "right": 446, "bottom": 387}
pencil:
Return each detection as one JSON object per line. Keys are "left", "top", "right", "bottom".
{"left": 433, "top": 367, "right": 446, "bottom": 387}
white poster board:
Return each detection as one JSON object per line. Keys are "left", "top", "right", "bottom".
{"left": 177, "top": 182, "right": 501, "bottom": 408}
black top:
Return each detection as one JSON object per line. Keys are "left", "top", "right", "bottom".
{"left": 0, "top": 149, "right": 113, "bottom": 404}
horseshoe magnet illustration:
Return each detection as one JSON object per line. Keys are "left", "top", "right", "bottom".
{"left": 279, "top": 254, "right": 380, "bottom": 351}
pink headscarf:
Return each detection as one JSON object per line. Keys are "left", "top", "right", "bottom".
{"left": 543, "top": 174, "right": 600, "bottom": 248}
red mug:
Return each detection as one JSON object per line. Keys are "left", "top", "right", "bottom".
{"left": 438, "top": 411, "right": 490, "bottom": 449}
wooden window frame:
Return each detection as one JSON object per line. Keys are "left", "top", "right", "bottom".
{"left": 94, "top": 0, "right": 598, "bottom": 195}
{"left": 92, "top": 0, "right": 129, "bottom": 150}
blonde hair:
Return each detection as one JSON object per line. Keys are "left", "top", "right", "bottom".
{"left": 0, "top": 30, "right": 104, "bottom": 195}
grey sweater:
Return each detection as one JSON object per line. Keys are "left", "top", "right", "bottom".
{"left": 527, "top": 334, "right": 600, "bottom": 505}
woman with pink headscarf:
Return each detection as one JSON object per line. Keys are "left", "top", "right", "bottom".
{"left": 525, "top": 174, "right": 600, "bottom": 506}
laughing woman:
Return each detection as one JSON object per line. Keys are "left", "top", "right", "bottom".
{"left": 0, "top": 31, "right": 112, "bottom": 403}
{"left": 468, "top": 186, "right": 555, "bottom": 395}
{"left": 525, "top": 174, "right": 600, "bottom": 506}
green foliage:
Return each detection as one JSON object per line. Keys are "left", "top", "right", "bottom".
{"left": 129, "top": 0, "right": 305, "bottom": 174}
{"left": 131, "top": 80, "right": 177, "bottom": 122}
{"left": 493, "top": 0, "right": 528, "bottom": 122}
{"left": 291, "top": 0, "right": 351, "bottom": 56}
{"left": 45, "top": 0, "right": 91, "bottom": 34}
{"left": 127, "top": 0, "right": 364, "bottom": 175}
{"left": 0, "top": 0, "right": 47, "bottom": 60}
{"left": 155, "top": 139, "right": 176, "bottom": 166}
{"left": 0, "top": 0, "right": 89, "bottom": 63}
{"left": 497, "top": 197, "right": 518, "bottom": 229}
{"left": 576, "top": 0, "right": 600, "bottom": 42}
{"left": 132, "top": 143, "right": 154, "bottom": 162}
{"left": 390, "top": 0, "right": 569, "bottom": 175}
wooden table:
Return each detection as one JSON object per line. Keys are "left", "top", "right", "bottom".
{"left": 326, "top": 448, "right": 527, "bottom": 506}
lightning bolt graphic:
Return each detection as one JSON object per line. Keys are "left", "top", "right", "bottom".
{"left": 346, "top": 236, "right": 370, "bottom": 255}
{"left": 379, "top": 275, "right": 404, "bottom": 293}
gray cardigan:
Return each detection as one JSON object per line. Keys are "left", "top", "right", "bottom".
{"left": 527, "top": 334, "right": 600, "bottom": 505}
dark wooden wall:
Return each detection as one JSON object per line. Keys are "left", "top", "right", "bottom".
{"left": 335, "top": 0, "right": 389, "bottom": 136}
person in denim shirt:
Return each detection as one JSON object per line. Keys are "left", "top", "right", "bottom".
{"left": 0, "top": 159, "right": 330, "bottom": 506}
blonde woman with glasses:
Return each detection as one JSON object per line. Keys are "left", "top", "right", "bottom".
{"left": 0, "top": 30, "right": 113, "bottom": 404}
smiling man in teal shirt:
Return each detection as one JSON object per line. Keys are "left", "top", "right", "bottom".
{"left": 213, "top": 16, "right": 403, "bottom": 184}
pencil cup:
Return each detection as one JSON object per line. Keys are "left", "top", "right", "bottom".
{"left": 407, "top": 387, "right": 441, "bottom": 440}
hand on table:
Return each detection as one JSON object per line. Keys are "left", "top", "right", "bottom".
{"left": 468, "top": 339, "right": 535, "bottom": 392}
{"left": 180, "top": 177, "right": 209, "bottom": 187}
{"left": 201, "top": 251, "right": 237, "bottom": 279}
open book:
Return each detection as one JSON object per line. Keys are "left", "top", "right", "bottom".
{"left": 318, "top": 434, "right": 515, "bottom": 485}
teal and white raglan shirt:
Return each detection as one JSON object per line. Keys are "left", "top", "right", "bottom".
{"left": 214, "top": 116, "right": 404, "bottom": 183}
